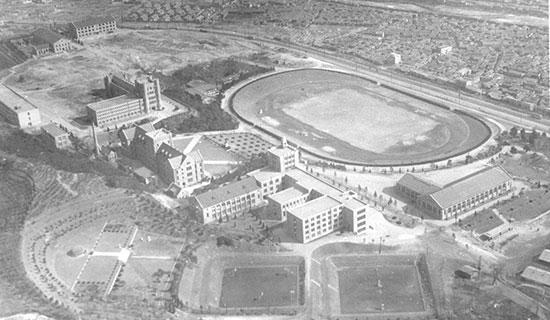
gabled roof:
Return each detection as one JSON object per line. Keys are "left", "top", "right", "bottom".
{"left": 32, "top": 28, "right": 65, "bottom": 45}
{"left": 267, "top": 187, "right": 307, "bottom": 204}
{"left": 71, "top": 16, "right": 116, "bottom": 29}
{"left": 397, "top": 173, "right": 442, "bottom": 196}
{"left": 194, "top": 177, "right": 260, "bottom": 209}
{"left": 425, "top": 166, "right": 512, "bottom": 209}
{"left": 42, "top": 123, "right": 67, "bottom": 138}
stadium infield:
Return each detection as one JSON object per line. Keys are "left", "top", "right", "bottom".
{"left": 230, "top": 68, "right": 491, "bottom": 166}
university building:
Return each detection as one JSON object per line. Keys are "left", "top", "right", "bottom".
{"left": 396, "top": 166, "right": 513, "bottom": 220}
{"left": 193, "top": 139, "right": 371, "bottom": 243}
{"left": 87, "top": 74, "right": 162, "bottom": 128}
{"left": 192, "top": 177, "right": 262, "bottom": 224}
{"left": 122, "top": 123, "right": 205, "bottom": 189}
{"left": 0, "top": 84, "right": 41, "bottom": 128}
{"left": 69, "top": 16, "right": 117, "bottom": 40}
{"left": 42, "top": 123, "right": 71, "bottom": 150}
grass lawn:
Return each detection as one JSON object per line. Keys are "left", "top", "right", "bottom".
{"left": 338, "top": 265, "right": 424, "bottom": 314}
{"left": 459, "top": 209, "right": 504, "bottom": 234}
{"left": 498, "top": 189, "right": 550, "bottom": 221}
{"left": 219, "top": 265, "right": 299, "bottom": 308}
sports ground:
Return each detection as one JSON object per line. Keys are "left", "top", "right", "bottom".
{"left": 219, "top": 265, "right": 299, "bottom": 308}
{"left": 180, "top": 254, "right": 305, "bottom": 314}
{"left": 321, "top": 254, "right": 434, "bottom": 318}
{"left": 230, "top": 68, "right": 491, "bottom": 166}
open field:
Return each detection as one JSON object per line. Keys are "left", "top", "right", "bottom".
{"left": 459, "top": 209, "right": 505, "bottom": 235}
{"left": 321, "top": 254, "right": 434, "bottom": 318}
{"left": 180, "top": 253, "right": 304, "bottom": 314}
{"left": 498, "top": 188, "right": 550, "bottom": 222}
{"left": 338, "top": 265, "right": 423, "bottom": 313}
{"left": 231, "top": 68, "right": 491, "bottom": 165}
{"left": 220, "top": 265, "right": 299, "bottom": 308}
{"left": 3, "top": 29, "right": 267, "bottom": 124}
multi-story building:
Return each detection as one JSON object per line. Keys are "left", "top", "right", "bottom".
{"left": 193, "top": 177, "right": 262, "bottom": 224}
{"left": 247, "top": 169, "right": 284, "bottom": 197}
{"left": 87, "top": 95, "right": 146, "bottom": 128}
{"left": 267, "top": 138, "right": 298, "bottom": 173}
{"left": 156, "top": 142, "right": 204, "bottom": 188}
{"left": 30, "top": 28, "right": 70, "bottom": 55}
{"left": 104, "top": 74, "right": 162, "bottom": 112}
{"left": 286, "top": 195, "right": 344, "bottom": 244}
{"left": 69, "top": 16, "right": 117, "bottom": 40}
{"left": 0, "top": 84, "right": 41, "bottom": 128}
{"left": 266, "top": 186, "right": 309, "bottom": 221}
{"left": 338, "top": 191, "right": 369, "bottom": 235}
{"left": 122, "top": 124, "right": 205, "bottom": 189}
{"left": 397, "top": 166, "right": 513, "bottom": 220}
{"left": 132, "top": 124, "right": 172, "bottom": 171}
{"left": 87, "top": 74, "right": 162, "bottom": 127}
{"left": 42, "top": 123, "right": 71, "bottom": 150}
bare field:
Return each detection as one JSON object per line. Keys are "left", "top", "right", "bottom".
{"left": 4, "top": 29, "right": 267, "bottom": 122}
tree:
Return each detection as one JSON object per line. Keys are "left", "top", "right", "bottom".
{"left": 510, "top": 126, "right": 518, "bottom": 137}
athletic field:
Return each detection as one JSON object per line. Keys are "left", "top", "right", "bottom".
{"left": 219, "top": 265, "right": 299, "bottom": 308}
{"left": 231, "top": 69, "right": 490, "bottom": 165}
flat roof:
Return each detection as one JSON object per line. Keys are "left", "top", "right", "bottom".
{"left": 288, "top": 195, "right": 342, "bottom": 220}
{"left": 539, "top": 250, "right": 550, "bottom": 264}
{"left": 521, "top": 266, "right": 550, "bottom": 287}
{"left": 87, "top": 95, "right": 139, "bottom": 112}
{"left": 195, "top": 176, "right": 260, "bottom": 209}
{"left": 339, "top": 196, "right": 367, "bottom": 211}
{"left": 285, "top": 168, "right": 343, "bottom": 198}
{"left": 42, "top": 123, "right": 67, "bottom": 138}
{"left": 248, "top": 169, "right": 283, "bottom": 183}
{"left": 0, "top": 84, "right": 38, "bottom": 113}
{"left": 267, "top": 187, "right": 306, "bottom": 204}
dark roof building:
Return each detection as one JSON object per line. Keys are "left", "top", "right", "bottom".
{"left": 30, "top": 28, "right": 70, "bottom": 55}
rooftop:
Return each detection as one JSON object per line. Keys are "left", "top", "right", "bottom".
{"left": 337, "top": 193, "right": 367, "bottom": 211}
{"left": 87, "top": 95, "right": 140, "bottom": 112}
{"left": 288, "top": 195, "right": 342, "bottom": 220}
{"left": 42, "top": 123, "right": 67, "bottom": 138}
{"left": 32, "top": 28, "right": 64, "bottom": 45}
{"left": 0, "top": 84, "right": 38, "bottom": 113}
{"left": 285, "top": 168, "right": 343, "bottom": 198}
{"left": 539, "top": 250, "right": 550, "bottom": 264}
{"left": 427, "top": 166, "right": 512, "bottom": 209}
{"left": 397, "top": 173, "right": 442, "bottom": 195}
{"left": 248, "top": 169, "right": 283, "bottom": 183}
{"left": 195, "top": 176, "right": 260, "bottom": 209}
{"left": 267, "top": 187, "right": 307, "bottom": 204}
{"left": 521, "top": 266, "right": 550, "bottom": 287}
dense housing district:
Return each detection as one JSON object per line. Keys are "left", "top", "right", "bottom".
{"left": 0, "top": 1, "right": 549, "bottom": 320}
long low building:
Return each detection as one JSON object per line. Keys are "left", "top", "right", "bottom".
{"left": 397, "top": 166, "right": 513, "bottom": 220}
{"left": 0, "top": 84, "right": 41, "bottom": 128}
